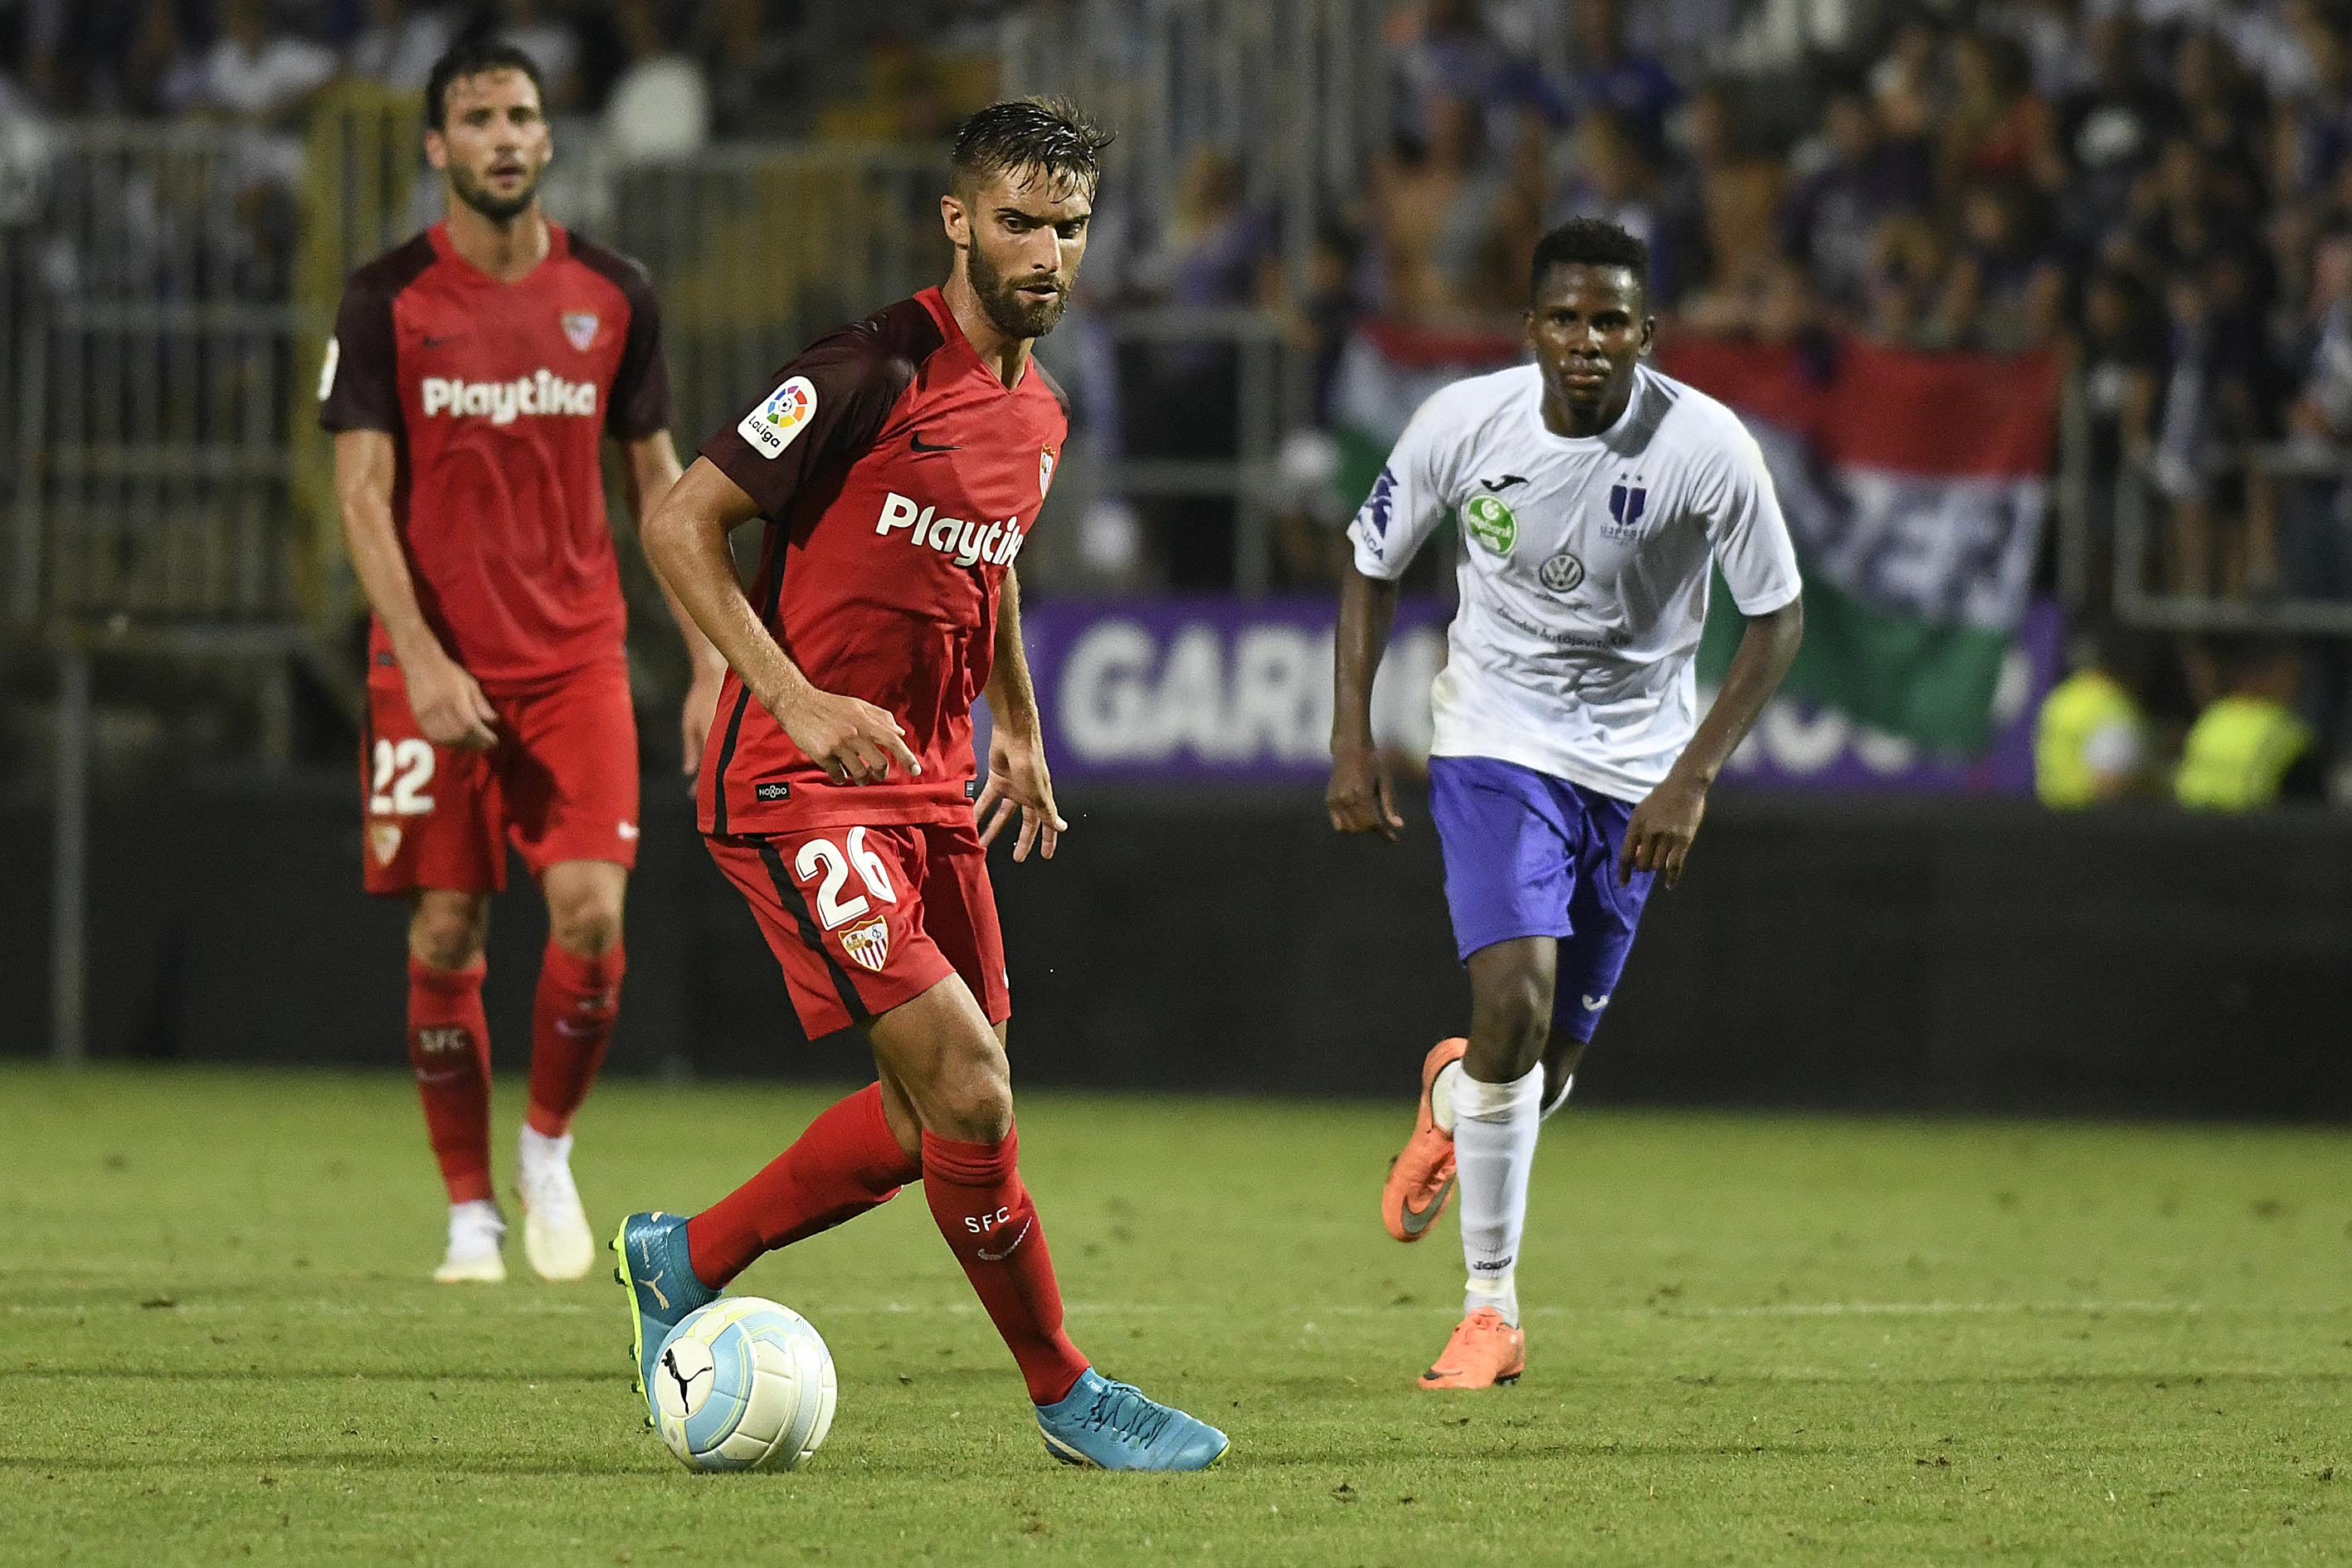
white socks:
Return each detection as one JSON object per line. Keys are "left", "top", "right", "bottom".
{"left": 1449, "top": 1063, "right": 1543, "bottom": 1327}
{"left": 447, "top": 1198, "right": 504, "bottom": 1252}
{"left": 1433, "top": 1061, "right": 1573, "bottom": 1133}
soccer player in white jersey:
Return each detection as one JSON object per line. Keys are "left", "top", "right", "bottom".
{"left": 1327, "top": 218, "right": 1806, "bottom": 1388}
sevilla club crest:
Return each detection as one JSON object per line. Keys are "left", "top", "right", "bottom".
{"left": 1039, "top": 446, "right": 1057, "bottom": 496}
{"left": 561, "top": 311, "right": 599, "bottom": 352}
{"left": 840, "top": 918, "right": 891, "bottom": 973}
{"left": 370, "top": 823, "right": 403, "bottom": 866}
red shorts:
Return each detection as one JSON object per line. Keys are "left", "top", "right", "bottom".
{"left": 360, "top": 660, "right": 640, "bottom": 895}
{"left": 706, "top": 818, "right": 1010, "bottom": 1039}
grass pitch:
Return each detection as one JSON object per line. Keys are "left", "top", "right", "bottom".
{"left": 2, "top": 1066, "right": 2345, "bottom": 1567}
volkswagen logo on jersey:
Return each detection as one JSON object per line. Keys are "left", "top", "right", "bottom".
{"left": 420, "top": 371, "right": 597, "bottom": 424}
{"left": 874, "top": 491, "right": 1028, "bottom": 568}
{"left": 1538, "top": 549, "right": 1585, "bottom": 593}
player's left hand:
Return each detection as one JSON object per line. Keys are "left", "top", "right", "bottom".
{"left": 679, "top": 664, "right": 724, "bottom": 776}
{"left": 1619, "top": 773, "right": 1707, "bottom": 889}
{"left": 976, "top": 726, "right": 1067, "bottom": 863}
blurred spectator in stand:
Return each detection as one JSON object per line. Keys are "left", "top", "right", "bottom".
{"left": 1566, "top": 0, "right": 1679, "bottom": 160}
{"left": 1934, "top": 179, "right": 2065, "bottom": 351}
{"left": 2076, "top": 265, "right": 2168, "bottom": 613}
{"left": 699, "top": 0, "right": 802, "bottom": 137}
{"left": 1122, "top": 146, "right": 1279, "bottom": 587}
{"left": 1941, "top": 29, "right": 2054, "bottom": 196}
{"left": 2152, "top": 266, "right": 2273, "bottom": 600}
{"left": 1984, "top": 0, "right": 2091, "bottom": 100}
{"left": 2280, "top": 227, "right": 2352, "bottom": 767}
{"left": 1860, "top": 209, "right": 1955, "bottom": 346}
{"left": 497, "top": 0, "right": 583, "bottom": 112}
{"left": 1389, "top": 0, "right": 1565, "bottom": 149}
{"left": 1662, "top": 80, "right": 1785, "bottom": 329}
{"left": 181, "top": 0, "right": 337, "bottom": 131}
{"left": 1541, "top": 110, "right": 1682, "bottom": 304}
{"left": 1777, "top": 84, "right": 1931, "bottom": 322}
{"left": 603, "top": 0, "right": 711, "bottom": 164}
{"left": 2176, "top": 637, "right": 2324, "bottom": 807}
{"left": 2036, "top": 622, "right": 2160, "bottom": 806}
{"left": 1370, "top": 93, "right": 1519, "bottom": 324}
{"left": 2054, "top": 15, "right": 2180, "bottom": 258}
{"left": 347, "top": 0, "right": 456, "bottom": 94}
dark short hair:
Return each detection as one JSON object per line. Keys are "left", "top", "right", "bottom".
{"left": 951, "top": 97, "right": 1113, "bottom": 201}
{"left": 1530, "top": 217, "right": 1650, "bottom": 304}
{"left": 425, "top": 39, "right": 548, "bottom": 132}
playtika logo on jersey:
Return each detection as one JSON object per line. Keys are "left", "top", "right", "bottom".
{"left": 874, "top": 491, "right": 1029, "bottom": 568}
{"left": 420, "top": 371, "right": 597, "bottom": 424}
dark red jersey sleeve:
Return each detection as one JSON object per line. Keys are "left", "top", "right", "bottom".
{"left": 698, "top": 303, "right": 935, "bottom": 520}
{"left": 319, "top": 271, "right": 402, "bottom": 434}
{"left": 575, "top": 240, "right": 673, "bottom": 441}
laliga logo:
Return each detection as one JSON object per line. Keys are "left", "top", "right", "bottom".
{"left": 874, "top": 491, "right": 1027, "bottom": 568}
{"left": 421, "top": 371, "right": 597, "bottom": 425}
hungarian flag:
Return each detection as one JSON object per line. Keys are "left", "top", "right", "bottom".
{"left": 1329, "top": 319, "right": 1523, "bottom": 509}
{"left": 1663, "top": 335, "right": 2061, "bottom": 752}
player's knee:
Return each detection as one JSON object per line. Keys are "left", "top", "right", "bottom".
{"left": 409, "top": 900, "right": 486, "bottom": 971}
{"left": 1469, "top": 967, "right": 1552, "bottom": 1072}
{"left": 927, "top": 1044, "right": 1014, "bottom": 1143}
{"left": 547, "top": 893, "right": 622, "bottom": 957}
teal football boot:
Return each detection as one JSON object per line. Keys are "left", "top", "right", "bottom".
{"left": 1034, "top": 1369, "right": 1230, "bottom": 1471}
{"left": 610, "top": 1211, "right": 716, "bottom": 1424}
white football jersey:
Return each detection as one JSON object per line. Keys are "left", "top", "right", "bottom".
{"left": 1349, "top": 361, "right": 1801, "bottom": 801}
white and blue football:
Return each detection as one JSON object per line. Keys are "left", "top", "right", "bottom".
{"left": 650, "top": 1297, "right": 837, "bottom": 1473}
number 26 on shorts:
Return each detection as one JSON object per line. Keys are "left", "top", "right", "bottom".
{"left": 793, "top": 826, "right": 898, "bottom": 930}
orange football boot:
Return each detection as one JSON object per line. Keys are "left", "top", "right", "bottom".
{"left": 1416, "top": 1307, "right": 1526, "bottom": 1389}
{"left": 1381, "top": 1037, "right": 1466, "bottom": 1242}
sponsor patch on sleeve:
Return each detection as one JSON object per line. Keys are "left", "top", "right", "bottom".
{"left": 738, "top": 375, "right": 816, "bottom": 460}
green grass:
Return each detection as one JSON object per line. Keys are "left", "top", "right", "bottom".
{"left": 2, "top": 1066, "right": 2346, "bottom": 1567}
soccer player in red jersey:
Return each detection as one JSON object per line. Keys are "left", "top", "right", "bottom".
{"left": 321, "top": 41, "right": 725, "bottom": 1286}
{"left": 611, "top": 100, "right": 1227, "bottom": 1471}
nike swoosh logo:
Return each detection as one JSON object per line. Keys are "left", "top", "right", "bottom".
{"left": 554, "top": 1019, "right": 605, "bottom": 1039}
{"left": 1580, "top": 994, "right": 1609, "bottom": 1011}
{"left": 1397, "top": 1172, "right": 1455, "bottom": 1239}
{"left": 909, "top": 432, "right": 962, "bottom": 454}
{"left": 976, "top": 1218, "right": 1032, "bottom": 1261}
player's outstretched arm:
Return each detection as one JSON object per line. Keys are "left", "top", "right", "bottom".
{"left": 1619, "top": 597, "right": 1804, "bottom": 889}
{"left": 619, "top": 431, "right": 727, "bottom": 773}
{"left": 332, "top": 428, "right": 497, "bottom": 750}
{"left": 976, "top": 567, "right": 1066, "bottom": 862}
{"left": 641, "top": 458, "right": 918, "bottom": 786}
{"left": 1327, "top": 566, "right": 1405, "bottom": 840}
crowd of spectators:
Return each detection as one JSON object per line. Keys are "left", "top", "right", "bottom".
{"left": 0, "top": 0, "right": 1008, "bottom": 145}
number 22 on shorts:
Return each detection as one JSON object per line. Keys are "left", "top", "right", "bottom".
{"left": 370, "top": 738, "right": 436, "bottom": 816}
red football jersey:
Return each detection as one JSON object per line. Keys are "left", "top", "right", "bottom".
{"left": 694, "top": 286, "right": 1067, "bottom": 835}
{"left": 319, "top": 222, "right": 671, "bottom": 693}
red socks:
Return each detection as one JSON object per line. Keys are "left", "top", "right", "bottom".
{"left": 687, "top": 1083, "right": 921, "bottom": 1288}
{"left": 525, "top": 940, "right": 623, "bottom": 1137}
{"left": 682, "top": 1089, "right": 1088, "bottom": 1407}
{"left": 921, "top": 1127, "right": 1088, "bottom": 1406}
{"left": 407, "top": 956, "right": 493, "bottom": 1205}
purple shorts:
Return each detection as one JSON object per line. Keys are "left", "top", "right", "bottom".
{"left": 1427, "top": 754, "right": 1656, "bottom": 1044}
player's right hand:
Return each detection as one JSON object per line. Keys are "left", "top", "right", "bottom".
{"left": 775, "top": 688, "right": 922, "bottom": 786}
{"left": 403, "top": 649, "right": 499, "bottom": 751}
{"left": 1327, "top": 740, "right": 1404, "bottom": 840}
